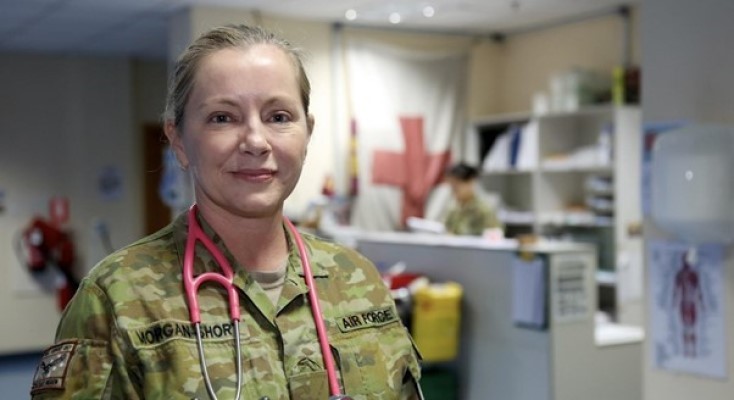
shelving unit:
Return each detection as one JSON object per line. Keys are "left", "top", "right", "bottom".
{"left": 473, "top": 105, "right": 642, "bottom": 320}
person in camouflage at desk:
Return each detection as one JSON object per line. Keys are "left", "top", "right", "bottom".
{"left": 31, "top": 24, "right": 421, "bottom": 400}
{"left": 444, "top": 163, "right": 502, "bottom": 236}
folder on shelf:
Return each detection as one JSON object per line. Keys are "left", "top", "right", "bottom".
{"left": 482, "top": 122, "right": 537, "bottom": 172}
{"left": 508, "top": 125, "right": 522, "bottom": 168}
{"left": 516, "top": 121, "right": 538, "bottom": 170}
{"left": 482, "top": 129, "right": 511, "bottom": 171}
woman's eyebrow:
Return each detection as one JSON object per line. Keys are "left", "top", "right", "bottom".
{"left": 262, "top": 93, "right": 300, "bottom": 106}
{"left": 196, "top": 96, "right": 240, "bottom": 110}
{"left": 196, "top": 94, "right": 299, "bottom": 111}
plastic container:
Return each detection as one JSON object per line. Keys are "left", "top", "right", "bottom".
{"left": 411, "top": 282, "right": 463, "bottom": 362}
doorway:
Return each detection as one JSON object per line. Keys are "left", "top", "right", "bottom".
{"left": 142, "top": 123, "right": 171, "bottom": 235}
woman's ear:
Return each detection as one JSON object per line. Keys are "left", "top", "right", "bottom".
{"left": 307, "top": 114, "right": 315, "bottom": 138}
{"left": 163, "top": 120, "right": 189, "bottom": 169}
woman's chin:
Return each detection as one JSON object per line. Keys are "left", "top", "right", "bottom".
{"left": 228, "top": 201, "right": 282, "bottom": 219}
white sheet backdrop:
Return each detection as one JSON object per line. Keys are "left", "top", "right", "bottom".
{"left": 345, "top": 39, "right": 468, "bottom": 231}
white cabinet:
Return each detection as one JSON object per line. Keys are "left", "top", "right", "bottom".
{"left": 474, "top": 106, "right": 642, "bottom": 321}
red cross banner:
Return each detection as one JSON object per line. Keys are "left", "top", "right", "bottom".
{"left": 372, "top": 116, "right": 450, "bottom": 226}
{"left": 345, "top": 39, "right": 468, "bottom": 231}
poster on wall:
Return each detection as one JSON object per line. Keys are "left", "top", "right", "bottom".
{"left": 648, "top": 240, "right": 727, "bottom": 379}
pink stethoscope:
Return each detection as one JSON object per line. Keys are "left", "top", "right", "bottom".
{"left": 182, "top": 204, "right": 351, "bottom": 400}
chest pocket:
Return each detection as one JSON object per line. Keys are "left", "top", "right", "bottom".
{"left": 134, "top": 334, "right": 285, "bottom": 399}
{"left": 288, "top": 370, "right": 329, "bottom": 399}
{"left": 330, "top": 325, "right": 419, "bottom": 398}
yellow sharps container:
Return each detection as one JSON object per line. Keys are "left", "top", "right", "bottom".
{"left": 411, "top": 282, "right": 463, "bottom": 362}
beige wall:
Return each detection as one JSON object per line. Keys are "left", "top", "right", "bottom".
{"left": 468, "top": 39, "right": 503, "bottom": 118}
{"left": 132, "top": 60, "right": 167, "bottom": 125}
{"left": 0, "top": 56, "right": 166, "bottom": 355}
{"left": 0, "top": 54, "right": 144, "bottom": 353}
{"left": 497, "top": 11, "right": 638, "bottom": 113}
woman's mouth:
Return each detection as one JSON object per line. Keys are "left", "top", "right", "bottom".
{"left": 231, "top": 168, "right": 275, "bottom": 183}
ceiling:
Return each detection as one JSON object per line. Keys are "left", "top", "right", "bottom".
{"left": 0, "top": 0, "right": 635, "bottom": 60}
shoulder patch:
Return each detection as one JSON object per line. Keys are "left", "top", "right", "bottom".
{"left": 31, "top": 340, "right": 77, "bottom": 394}
{"left": 337, "top": 306, "right": 399, "bottom": 333}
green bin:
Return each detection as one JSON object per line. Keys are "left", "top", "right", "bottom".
{"left": 420, "top": 366, "right": 458, "bottom": 400}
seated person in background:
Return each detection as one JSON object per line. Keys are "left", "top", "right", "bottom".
{"left": 444, "top": 162, "right": 502, "bottom": 236}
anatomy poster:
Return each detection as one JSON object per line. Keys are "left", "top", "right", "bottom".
{"left": 648, "top": 240, "right": 727, "bottom": 379}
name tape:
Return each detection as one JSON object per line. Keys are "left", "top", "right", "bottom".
{"left": 337, "top": 306, "right": 398, "bottom": 333}
{"left": 129, "top": 321, "right": 235, "bottom": 348}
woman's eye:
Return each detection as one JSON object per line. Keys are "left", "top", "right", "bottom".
{"left": 270, "top": 113, "right": 291, "bottom": 124}
{"left": 209, "top": 114, "right": 232, "bottom": 124}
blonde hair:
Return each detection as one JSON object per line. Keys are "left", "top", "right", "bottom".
{"left": 163, "top": 24, "right": 311, "bottom": 127}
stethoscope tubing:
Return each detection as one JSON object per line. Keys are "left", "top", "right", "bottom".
{"left": 194, "top": 322, "right": 243, "bottom": 400}
{"left": 184, "top": 205, "right": 243, "bottom": 400}
{"left": 283, "top": 217, "right": 341, "bottom": 396}
{"left": 183, "top": 205, "right": 344, "bottom": 399}
{"left": 184, "top": 205, "right": 241, "bottom": 324}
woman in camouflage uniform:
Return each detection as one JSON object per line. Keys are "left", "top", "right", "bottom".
{"left": 444, "top": 163, "right": 502, "bottom": 236}
{"left": 32, "top": 25, "right": 421, "bottom": 400}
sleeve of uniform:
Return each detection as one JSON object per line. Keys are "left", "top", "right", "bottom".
{"left": 346, "top": 248, "right": 424, "bottom": 400}
{"left": 399, "top": 335, "right": 423, "bottom": 400}
{"left": 400, "top": 378, "right": 421, "bottom": 400}
{"left": 30, "top": 279, "right": 141, "bottom": 399}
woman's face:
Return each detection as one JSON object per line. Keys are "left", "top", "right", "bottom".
{"left": 447, "top": 177, "right": 475, "bottom": 203}
{"left": 168, "top": 45, "right": 313, "bottom": 219}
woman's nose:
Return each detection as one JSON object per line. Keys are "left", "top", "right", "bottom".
{"left": 238, "top": 120, "right": 270, "bottom": 156}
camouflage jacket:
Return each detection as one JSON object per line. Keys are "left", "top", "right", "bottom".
{"left": 31, "top": 211, "right": 422, "bottom": 399}
{"left": 444, "top": 196, "right": 501, "bottom": 236}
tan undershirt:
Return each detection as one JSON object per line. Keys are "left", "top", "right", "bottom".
{"left": 249, "top": 259, "right": 288, "bottom": 306}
